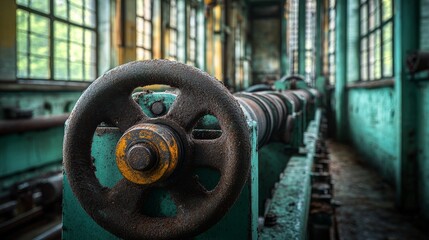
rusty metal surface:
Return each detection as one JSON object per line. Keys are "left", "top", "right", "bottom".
{"left": 235, "top": 93, "right": 273, "bottom": 146}
{"left": 282, "top": 91, "right": 302, "bottom": 112}
{"left": 63, "top": 60, "right": 251, "bottom": 240}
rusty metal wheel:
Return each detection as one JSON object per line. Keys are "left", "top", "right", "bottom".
{"left": 63, "top": 60, "right": 251, "bottom": 240}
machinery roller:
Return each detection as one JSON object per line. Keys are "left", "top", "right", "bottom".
{"left": 63, "top": 60, "right": 321, "bottom": 239}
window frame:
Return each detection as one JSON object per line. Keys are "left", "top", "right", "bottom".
{"left": 16, "top": 0, "right": 98, "bottom": 83}
{"left": 136, "top": 0, "right": 153, "bottom": 60}
{"left": 327, "top": 0, "right": 336, "bottom": 85}
{"left": 358, "top": 0, "right": 394, "bottom": 81}
{"left": 166, "top": 0, "right": 178, "bottom": 61}
{"left": 187, "top": 2, "right": 198, "bottom": 66}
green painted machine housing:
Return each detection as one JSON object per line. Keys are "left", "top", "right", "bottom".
{"left": 63, "top": 91, "right": 321, "bottom": 239}
{"left": 0, "top": 91, "right": 81, "bottom": 192}
{"left": 63, "top": 92, "right": 260, "bottom": 239}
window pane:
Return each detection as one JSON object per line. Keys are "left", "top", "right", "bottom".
{"left": 55, "top": 39, "right": 68, "bottom": 59}
{"left": 137, "top": 48, "right": 144, "bottom": 60}
{"left": 30, "top": 13, "right": 49, "bottom": 36}
{"left": 375, "top": 30, "right": 381, "bottom": 79}
{"left": 30, "top": 0, "right": 50, "bottom": 14}
{"left": 70, "top": 62, "right": 83, "bottom": 80}
{"left": 84, "top": 9, "right": 96, "bottom": 28}
{"left": 54, "top": 58, "right": 68, "bottom": 79}
{"left": 17, "top": 9, "right": 28, "bottom": 31}
{"left": 145, "top": 0, "right": 151, "bottom": 18}
{"left": 361, "top": 4, "right": 367, "bottom": 35}
{"left": 69, "top": 4, "right": 83, "bottom": 25}
{"left": 85, "top": 30, "right": 96, "bottom": 47}
{"left": 85, "top": 64, "right": 96, "bottom": 80}
{"left": 85, "top": 0, "right": 96, "bottom": 11}
{"left": 30, "top": 34, "right": 50, "bottom": 56}
{"left": 383, "top": 41, "right": 393, "bottom": 76}
{"left": 17, "top": 31, "right": 28, "bottom": 54}
{"left": 54, "top": 21, "right": 69, "bottom": 40}
{"left": 382, "top": 0, "right": 392, "bottom": 21}
{"left": 55, "top": 0, "right": 68, "bottom": 19}
{"left": 17, "top": 0, "right": 29, "bottom": 7}
{"left": 144, "top": 34, "right": 151, "bottom": 49}
{"left": 369, "top": 33, "right": 375, "bottom": 80}
{"left": 382, "top": 22, "right": 393, "bottom": 77}
{"left": 70, "top": 42, "right": 83, "bottom": 62}
{"left": 30, "top": 56, "right": 50, "bottom": 78}
{"left": 70, "top": 26, "right": 83, "bottom": 44}
{"left": 17, "top": 53, "right": 28, "bottom": 78}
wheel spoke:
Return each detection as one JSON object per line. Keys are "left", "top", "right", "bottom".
{"left": 108, "top": 178, "right": 149, "bottom": 213}
{"left": 165, "top": 92, "right": 206, "bottom": 131}
{"left": 108, "top": 97, "right": 147, "bottom": 132}
{"left": 192, "top": 138, "right": 227, "bottom": 171}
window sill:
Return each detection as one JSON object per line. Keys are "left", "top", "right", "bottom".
{"left": 0, "top": 80, "right": 91, "bottom": 91}
{"left": 346, "top": 79, "right": 394, "bottom": 89}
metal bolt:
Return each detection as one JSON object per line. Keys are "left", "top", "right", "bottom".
{"left": 150, "top": 101, "right": 166, "bottom": 116}
{"left": 126, "top": 143, "right": 156, "bottom": 171}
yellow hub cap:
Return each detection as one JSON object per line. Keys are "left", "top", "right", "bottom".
{"left": 115, "top": 123, "right": 180, "bottom": 185}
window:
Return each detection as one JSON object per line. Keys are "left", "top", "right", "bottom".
{"left": 287, "top": 0, "right": 299, "bottom": 75}
{"left": 328, "top": 0, "right": 336, "bottom": 85}
{"left": 305, "top": 0, "right": 316, "bottom": 83}
{"left": 166, "top": 0, "right": 178, "bottom": 60}
{"left": 359, "top": 0, "right": 393, "bottom": 81}
{"left": 187, "top": 3, "right": 197, "bottom": 65}
{"left": 235, "top": 22, "right": 243, "bottom": 87}
{"left": 16, "top": 0, "right": 97, "bottom": 81}
{"left": 136, "top": 0, "right": 152, "bottom": 60}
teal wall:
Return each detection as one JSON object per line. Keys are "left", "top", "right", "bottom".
{"left": 417, "top": 84, "right": 429, "bottom": 220}
{"left": 0, "top": 91, "right": 81, "bottom": 191}
{"left": 335, "top": 0, "right": 429, "bottom": 220}
{"left": 347, "top": 87, "right": 397, "bottom": 184}
{"left": 417, "top": 0, "right": 429, "bottom": 220}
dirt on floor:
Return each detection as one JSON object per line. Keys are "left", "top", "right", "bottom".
{"left": 327, "top": 140, "right": 428, "bottom": 240}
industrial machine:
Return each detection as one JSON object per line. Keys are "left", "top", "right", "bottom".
{"left": 62, "top": 60, "right": 330, "bottom": 239}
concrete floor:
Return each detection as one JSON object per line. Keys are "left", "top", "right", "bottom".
{"left": 328, "top": 141, "right": 428, "bottom": 240}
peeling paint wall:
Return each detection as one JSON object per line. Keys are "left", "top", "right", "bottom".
{"left": 347, "top": 87, "right": 397, "bottom": 184}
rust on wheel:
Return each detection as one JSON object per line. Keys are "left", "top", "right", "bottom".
{"left": 63, "top": 60, "right": 251, "bottom": 240}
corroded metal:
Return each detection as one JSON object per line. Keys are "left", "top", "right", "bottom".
{"left": 63, "top": 60, "right": 251, "bottom": 240}
{"left": 115, "top": 123, "right": 180, "bottom": 185}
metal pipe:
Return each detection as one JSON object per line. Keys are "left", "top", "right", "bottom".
{"left": 33, "top": 223, "right": 62, "bottom": 240}
{"left": 0, "top": 114, "right": 69, "bottom": 135}
{"left": 234, "top": 87, "right": 321, "bottom": 147}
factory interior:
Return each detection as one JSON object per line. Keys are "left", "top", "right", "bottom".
{"left": 0, "top": 0, "right": 428, "bottom": 239}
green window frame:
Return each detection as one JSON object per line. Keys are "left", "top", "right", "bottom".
{"left": 16, "top": 0, "right": 98, "bottom": 82}
{"left": 136, "top": 0, "right": 153, "bottom": 60}
{"left": 359, "top": 0, "right": 393, "bottom": 81}
{"left": 305, "top": 0, "right": 316, "bottom": 83}
{"left": 187, "top": 3, "right": 197, "bottom": 66}
{"left": 166, "top": 0, "right": 178, "bottom": 61}
{"left": 327, "top": 0, "right": 336, "bottom": 85}
{"left": 287, "top": 0, "right": 299, "bottom": 75}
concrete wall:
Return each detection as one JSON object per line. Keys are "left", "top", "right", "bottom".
{"left": 347, "top": 87, "right": 397, "bottom": 184}
{"left": 251, "top": 19, "right": 280, "bottom": 84}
